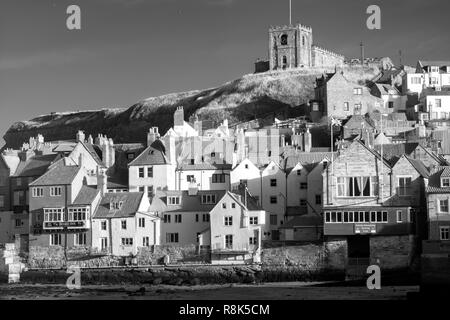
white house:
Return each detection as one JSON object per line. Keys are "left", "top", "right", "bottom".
{"left": 261, "top": 161, "right": 287, "bottom": 240}
{"left": 207, "top": 190, "right": 265, "bottom": 264}
{"left": 419, "top": 88, "right": 450, "bottom": 121}
{"left": 230, "top": 158, "right": 262, "bottom": 203}
{"left": 403, "top": 60, "right": 450, "bottom": 95}
{"left": 371, "top": 83, "right": 407, "bottom": 112}
{"left": 148, "top": 189, "right": 226, "bottom": 245}
{"left": 128, "top": 145, "right": 176, "bottom": 197}
{"left": 175, "top": 163, "right": 231, "bottom": 191}
{"left": 92, "top": 192, "right": 160, "bottom": 256}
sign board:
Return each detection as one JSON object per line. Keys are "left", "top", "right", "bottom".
{"left": 354, "top": 224, "right": 376, "bottom": 234}
{"left": 44, "top": 221, "right": 85, "bottom": 229}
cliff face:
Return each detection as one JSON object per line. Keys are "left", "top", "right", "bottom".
{"left": 3, "top": 66, "right": 380, "bottom": 149}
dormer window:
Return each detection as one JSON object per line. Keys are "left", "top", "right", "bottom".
{"left": 430, "top": 66, "right": 439, "bottom": 73}
{"left": 168, "top": 196, "right": 180, "bottom": 205}
{"left": 110, "top": 200, "right": 124, "bottom": 210}
{"left": 201, "top": 194, "right": 216, "bottom": 204}
{"left": 442, "top": 178, "right": 450, "bottom": 187}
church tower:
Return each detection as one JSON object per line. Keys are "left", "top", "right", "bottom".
{"left": 268, "top": 23, "right": 313, "bottom": 70}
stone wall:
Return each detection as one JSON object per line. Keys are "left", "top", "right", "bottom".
{"left": 28, "top": 245, "right": 210, "bottom": 269}
{"left": 262, "top": 240, "right": 347, "bottom": 271}
{"left": 370, "top": 235, "right": 414, "bottom": 270}
{"left": 312, "top": 46, "right": 345, "bottom": 68}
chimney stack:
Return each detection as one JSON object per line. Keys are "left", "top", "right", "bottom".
{"left": 97, "top": 166, "right": 108, "bottom": 196}
{"left": 76, "top": 130, "right": 86, "bottom": 143}
{"left": 174, "top": 106, "right": 184, "bottom": 127}
{"left": 147, "top": 127, "right": 160, "bottom": 147}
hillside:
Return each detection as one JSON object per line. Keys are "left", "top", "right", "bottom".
{"left": 3, "top": 65, "right": 381, "bottom": 149}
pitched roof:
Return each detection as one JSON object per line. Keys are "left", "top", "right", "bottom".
{"left": 29, "top": 158, "right": 81, "bottom": 186}
{"left": 283, "top": 152, "right": 334, "bottom": 171}
{"left": 177, "top": 163, "right": 232, "bottom": 171}
{"left": 82, "top": 142, "right": 103, "bottom": 165}
{"left": 374, "top": 143, "right": 419, "bottom": 164}
{"left": 418, "top": 60, "right": 450, "bottom": 68}
{"left": 128, "top": 146, "right": 168, "bottom": 166}
{"left": 52, "top": 143, "right": 77, "bottom": 153}
{"left": 405, "top": 156, "right": 430, "bottom": 178}
{"left": 149, "top": 190, "right": 226, "bottom": 213}
{"left": 375, "top": 68, "right": 404, "bottom": 84}
{"left": 93, "top": 192, "right": 144, "bottom": 219}
{"left": 13, "top": 153, "right": 59, "bottom": 177}
{"left": 351, "top": 140, "right": 392, "bottom": 168}
{"left": 72, "top": 186, "right": 100, "bottom": 205}
{"left": 425, "top": 167, "right": 450, "bottom": 193}
{"left": 230, "top": 186, "right": 263, "bottom": 211}
{"left": 107, "top": 168, "right": 128, "bottom": 189}
{"left": 374, "top": 83, "right": 400, "bottom": 95}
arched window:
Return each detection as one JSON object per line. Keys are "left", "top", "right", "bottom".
{"left": 280, "top": 34, "right": 288, "bottom": 45}
{"left": 282, "top": 56, "right": 287, "bottom": 69}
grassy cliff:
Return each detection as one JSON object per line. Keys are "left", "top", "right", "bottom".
{"left": 3, "top": 65, "right": 381, "bottom": 148}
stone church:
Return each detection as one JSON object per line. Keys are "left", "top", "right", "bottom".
{"left": 255, "top": 23, "right": 345, "bottom": 72}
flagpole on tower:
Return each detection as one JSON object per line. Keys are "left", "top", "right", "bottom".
{"left": 289, "top": 0, "right": 292, "bottom": 25}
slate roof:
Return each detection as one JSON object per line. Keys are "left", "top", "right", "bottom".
{"left": 53, "top": 143, "right": 77, "bottom": 153}
{"left": 29, "top": 158, "right": 81, "bottom": 186}
{"left": 418, "top": 60, "right": 450, "bottom": 68}
{"left": 230, "top": 186, "right": 263, "bottom": 211}
{"left": 83, "top": 142, "right": 103, "bottom": 165}
{"left": 374, "top": 143, "right": 419, "bottom": 164}
{"left": 107, "top": 168, "right": 128, "bottom": 189}
{"left": 72, "top": 186, "right": 100, "bottom": 205}
{"left": 177, "top": 163, "right": 232, "bottom": 171}
{"left": 149, "top": 190, "right": 226, "bottom": 213}
{"left": 128, "top": 146, "right": 168, "bottom": 166}
{"left": 375, "top": 68, "right": 404, "bottom": 84}
{"left": 279, "top": 215, "right": 323, "bottom": 229}
{"left": 13, "top": 154, "right": 59, "bottom": 177}
{"left": 374, "top": 83, "right": 400, "bottom": 95}
{"left": 283, "top": 152, "right": 334, "bottom": 171}
{"left": 405, "top": 156, "right": 430, "bottom": 178}
{"left": 93, "top": 192, "right": 144, "bottom": 219}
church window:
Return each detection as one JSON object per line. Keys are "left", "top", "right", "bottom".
{"left": 280, "top": 34, "right": 288, "bottom": 45}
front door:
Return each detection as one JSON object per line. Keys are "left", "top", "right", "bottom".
{"left": 101, "top": 237, "right": 108, "bottom": 251}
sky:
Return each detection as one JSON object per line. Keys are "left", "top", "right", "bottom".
{"left": 1, "top": 0, "right": 450, "bottom": 146}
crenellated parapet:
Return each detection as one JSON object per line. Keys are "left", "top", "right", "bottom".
{"left": 269, "top": 23, "right": 312, "bottom": 32}
{"left": 312, "top": 46, "right": 345, "bottom": 59}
